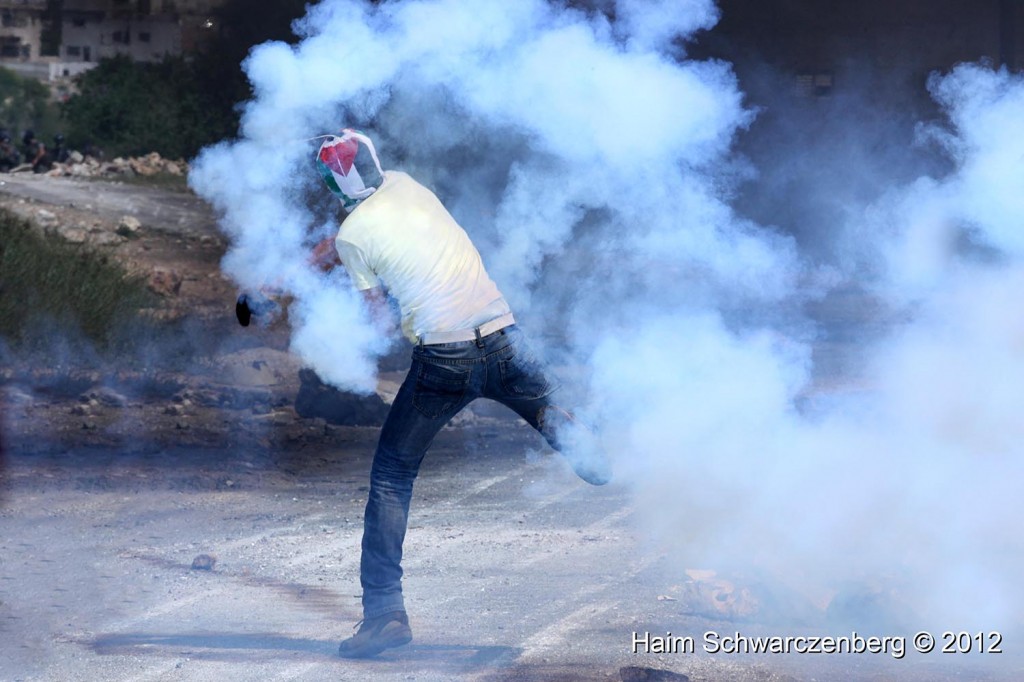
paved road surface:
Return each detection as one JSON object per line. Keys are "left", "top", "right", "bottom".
{"left": 2, "top": 426, "right": 1018, "bottom": 682}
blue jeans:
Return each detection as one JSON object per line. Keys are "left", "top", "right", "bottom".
{"left": 359, "top": 324, "right": 568, "bottom": 618}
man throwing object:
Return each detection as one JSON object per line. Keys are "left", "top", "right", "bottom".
{"left": 312, "top": 129, "right": 610, "bottom": 658}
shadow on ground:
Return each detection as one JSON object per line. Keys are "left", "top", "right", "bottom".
{"left": 87, "top": 631, "right": 519, "bottom": 670}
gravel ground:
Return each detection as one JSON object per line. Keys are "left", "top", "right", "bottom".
{"left": 2, "top": 425, "right": 1020, "bottom": 682}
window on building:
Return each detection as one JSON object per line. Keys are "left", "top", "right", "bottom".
{"left": 72, "top": 17, "right": 86, "bottom": 28}
{"left": 796, "top": 72, "right": 834, "bottom": 98}
{"left": 138, "top": 31, "right": 151, "bottom": 43}
{"left": 0, "top": 36, "right": 21, "bottom": 58}
{"left": 0, "top": 12, "right": 25, "bottom": 28}
{"left": 112, "top": 30, "right": 130, "bottom": 44}
{"left": 66, "top": 45, "right": 82, "bottom": 57}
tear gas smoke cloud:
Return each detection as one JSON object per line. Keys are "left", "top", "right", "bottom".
{"left": 190, "top": 0, "right": 1024, "bottom": 635}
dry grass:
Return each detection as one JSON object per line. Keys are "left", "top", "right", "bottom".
{"left": 0, "top": 208, "right": 154, "bottom": 351}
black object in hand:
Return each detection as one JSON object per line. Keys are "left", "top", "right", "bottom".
{"left": 236, "top": 293, "right": 253, "bottom": 326}
{"left": 235, "top": 292, "right": 277, "bottom": 327}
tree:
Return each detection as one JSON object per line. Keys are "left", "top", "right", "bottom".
{"left": 61, "top": 55, "right": 204, "bottom": 159}
{"left": 0, "top": 67, "right": 60, "bottom": 140}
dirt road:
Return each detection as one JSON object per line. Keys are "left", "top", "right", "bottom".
{"left": 1, "top": 175, "right": 1019, "bottom": 681}
{"left": 4, "top": 428, "right": 1019, "bottom": 682}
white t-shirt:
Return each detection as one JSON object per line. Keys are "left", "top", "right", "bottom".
{"left": 335, "top": 170, "right": 510, "bottom": 343}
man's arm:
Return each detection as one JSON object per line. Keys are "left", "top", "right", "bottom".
{"left": 360, "top": 286, "right": 396, "bottom": 336}
{"left": 309, "top": 235, "right": 343, "bottom": 273}
{"left": 332, "top": 237, "right": 398, "bottom": 336}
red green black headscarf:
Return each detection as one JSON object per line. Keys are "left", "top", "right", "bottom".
{"left": 316, "top": 128, "right": 384, "bottom": 212}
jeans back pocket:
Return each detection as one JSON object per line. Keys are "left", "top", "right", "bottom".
{"left": 412, "top": 361, "right": 471, "bottom": 419}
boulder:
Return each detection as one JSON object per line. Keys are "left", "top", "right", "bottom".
{"left": 147, "top": 268, "right": 183, "bottom": 296}
{"left": 116, "top": 215, "right": 142, "bottom": 236}
{"left": 294, "top": 368, "right": 390, "bottom": 426}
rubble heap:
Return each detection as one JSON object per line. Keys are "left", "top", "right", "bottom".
{"left": 45, "top": 151, "right": 189, "bottom": 179}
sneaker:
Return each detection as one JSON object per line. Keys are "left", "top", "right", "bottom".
{"left": 338, "top": 610, "right": 412, "bottom": 658}
{"left": 539, "top": 407, "right": 612, "bottom": 486}
{"left": 568, "top": 453, "right": 611, "bottom": 486}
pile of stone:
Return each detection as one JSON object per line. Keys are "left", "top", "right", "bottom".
{"left": 46, "top": 151, "right": 189, "bottom": 179}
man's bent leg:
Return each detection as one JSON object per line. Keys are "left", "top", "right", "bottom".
{"left": 485, "top": 327, "right": 610, "bottom": 485}
{"left": 535, "top": 403, "right": 610, "bottom": 485}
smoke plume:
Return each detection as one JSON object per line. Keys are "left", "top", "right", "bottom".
{"left": 190, "top": 0, "right": 1024, "bottom": 636}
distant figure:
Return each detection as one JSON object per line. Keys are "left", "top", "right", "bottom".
{"left": 51, "top": 134, "right": 70, "bottom": 164}
{"left": 21, "top": 130, "right": 51, "bottom": 173}
{"left": 0, "top": 132, "right": 20, "bottom": 173}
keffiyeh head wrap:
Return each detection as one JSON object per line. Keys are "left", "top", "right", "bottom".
{"left": 316, "top": 128, "right": 384, "bottom": 212}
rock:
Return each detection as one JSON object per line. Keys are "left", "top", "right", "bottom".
{"left": 89, "top": 387, "right": 127, "bottom": 407}
{"left": 92, "top": 232, "right": 122, "bottom": 245}
{"left": 44, "top": 151, "right": 185, "bottom": 179}
{"left": 116, "top": 215, "right": 142, "bottom": 236}
{"left": 106, "top": 159, "right": 135, "bottom": 177}
{"left": 57, "top": 226, "right": 89, "bottom": 243}
{"left": 129, "top": 157, "right": 158, "bottom": 177}
{"left": 190, "top": 554, "right": 217, "bottom": 571}
{"left": 147, "top": 268, "right": 183, "bottom": 296}
{"left": 35, "top": 208, "right": 58, "bottom": 225}
{"left": 90, "top": 232, "right": 125, "bottom": 246}
{"left": 294, "top": 368, "right": 391, "bottom": 426}
{"left": 620, "top": 667, "right": 689, "bottom": 682}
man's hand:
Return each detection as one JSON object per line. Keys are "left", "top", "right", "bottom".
{"left": 235, "top": 291, "right": 279, "bottom": 327}
{"left": 309, "top": 235, "right": 342, "bottom": 273}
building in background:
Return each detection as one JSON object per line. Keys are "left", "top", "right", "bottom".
{"left": 4, "top": 0, "right": 1021, "bottom": 98}
{"left": 0, "top": 0, "right": 225, "bottom": 88}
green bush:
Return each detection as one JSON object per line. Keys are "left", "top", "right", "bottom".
{"left": 0, "top": 208, "right": 154, "bottom": 350}
{"left": 61, "top": 55, "right": 210, "bottom": 160}
{"left": 0, "top": 67, "right": 61, "bottom": 141}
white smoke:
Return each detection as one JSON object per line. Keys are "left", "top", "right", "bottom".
{"left": 601, "top": 61, "right": 1024, "bottom": 632}
{"left": 190, "top": 0, "right": 1024, "bottom": 636}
